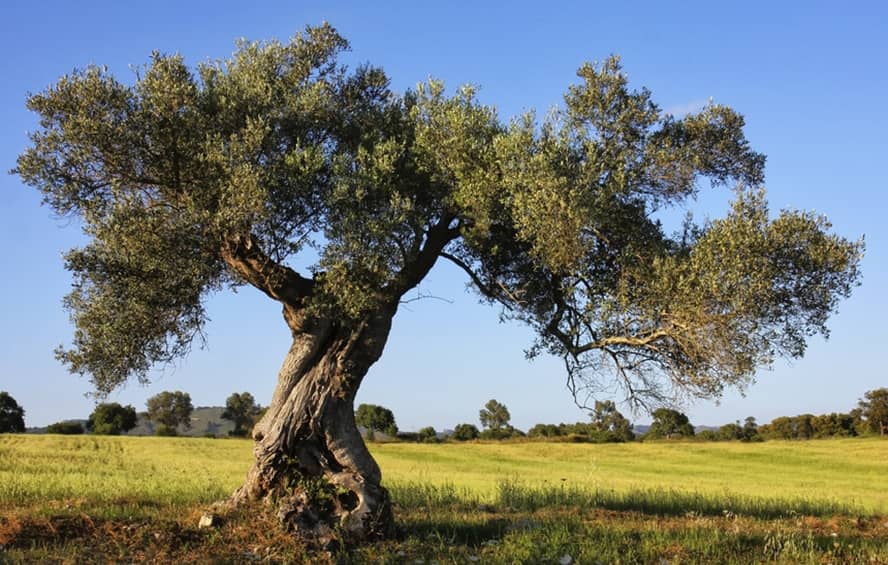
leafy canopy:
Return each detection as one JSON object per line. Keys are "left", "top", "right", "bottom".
{"left": 0, "top": 392, "right": 26, "bottom": 433}
{"left": 858, "top": 388, "right": 888, "bottom": 435}
{"left": 355, "top": 403, "right": 398, "bottom": 436}
{"left": 145, "top": 390, "right": 193, "bottom": 433}
{"left": 479, "top": 399, "right": 511, "bottom": 431}
{"left": 222, "top": 392, "right": 261, "bottom": 437}
{"left": 15, "top": 25, "right": 861, "bottom": 408}
{"left": 87, "top": 402, "right": 138, "bottom": 435}
{"left": 647, "top": 408, "right": 695, "bottom": 439}
{"left": 589, "top": 400, "right": 635, "bottom": 441}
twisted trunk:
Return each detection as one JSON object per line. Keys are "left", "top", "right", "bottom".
{"left": 229, "top": 303, "right": 397, "bottom": 543}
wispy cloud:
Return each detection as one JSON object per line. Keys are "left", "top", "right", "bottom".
{"left": 664, "top": 98, "right": 711, "bottom": 117}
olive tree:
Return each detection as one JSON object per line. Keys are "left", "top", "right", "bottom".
{"left": 15, "top": 25, "right": 861, "bottom": 541}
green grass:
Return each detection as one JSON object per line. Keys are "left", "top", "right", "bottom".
{"left": 374, "top": 438, "right": 888, "bottom": 515}
{"left": 0, "top": 435, "right": 245, "bottom": 515}
{"left": 1, "top": 435, "right": 887, "bottom": 563}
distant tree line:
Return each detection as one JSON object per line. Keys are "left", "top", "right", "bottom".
{"left": 359, "top": 387, "right": 888, "bottom": 445}
{"left": 5, "top": 386, "right": 886, "bottom": 442}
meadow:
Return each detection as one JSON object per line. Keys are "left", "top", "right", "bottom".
{"left": 1, "top": 435, "right": 886, "bottom": 563}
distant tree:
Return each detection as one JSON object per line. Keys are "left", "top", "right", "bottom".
{"left": 589, "top": 400, "right": 635, "bottom": 441}
{"left": 764, "top": 416, "right": 793, "bottom": 440}
{"left": 479, "top": 399, "right": 511, "bottom": 432}
{"left": 741, "top": 416, "right": 759, "bottom": 441}
{"left": 222, "top": 392, "right": 261, "bottom": 437}
{"left": 0, "top": 392, "right": 26, "bottom": 433}
{"left": 452, "top": 423, "right": 480, "bottom": 441}
{"left": 718, "top": 422, "right": 744, "bottom": 441}
{"left": 647, "top": 408, "right": 694, "bottom": 439}
{"left": 417, "top": 426, "right": 438, "bottom": 443}
{"left": 87, "top": 402, "right": 138, "bottom": 435}
{"left": 46, "top": 421, "right": 85, "bottom": 434}
{"left": 528, "top": 423, "right": 561, "bottom": 438}
{"left": 354, "top": 404, "right": 398, "bottom": 437}
{"left": 849, "top": 407, "right": 865, "bottom": 435}
{"left": 696, "top": 429, "right": 719, "bottom": 441}
{"left": 145, "top": 391, "right": 193, "bottom": 436}
{"left": 761, "top": 414, "right": 819, "bottom": 440}
{"left": 858, "top": 388, "right": 888, "bottom": 437}
{"left": 793, "top": 414, "right": 815, "bottom": 440}
{"left": 479, "top": 425, "right": 524, "bottom": 440}
{"left": 811, "top": 413, "right": 856, "bottom": 438}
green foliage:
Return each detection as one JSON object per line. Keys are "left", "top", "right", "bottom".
{"left": 87, "top": 402, "right": 138, "bottom": 435}
{"left": 0, "top": 392, "right": 26, "bottom": 433}
{"left": 478, "top": 399, "right": 510, "bottom": 431}
{"left": 153, "top": 424, "right": 179, "bottom": 437}
{"left": 527, "top": 423, "right": 561, "bottom": 438}
{"left": 478, "top": 426, "right": 524, "bottom": 440}
{"left": 417, "top": 426, "right": 438, "bottom": 443}
{"left": 221, "top": 392, "right": 261, "bottom": 437}
{"left": 810, "top": 413, "right": 857, "bottom": 438}
{"left": 145, "top": 391, "right": 193, "bottom": 435}
{"left": 718, "top": 422, "right": 744, "bottom": 441}
{"left": 646, "top": 408, "right": 695, "bottom": 439}
{"left": 15, "top": 25, "right": 861, "bottom": 420}
{"left": 857, "top": 388, "right": 888, "bottom": 436}
{"left": 451, "top": 423, "right": 479, "bottom": 441}
{"left": 45, "top": 421, "right": 84, "bottom": 434}
{"left": 758, "top": 414, "right": 839, "bottom": 440}
{"left": 742, "top": 416, "right": 760, "bottom": 441}
{"left": 696, "top": 429, "right": 719, "bottom": 441}
{"left": 527, "top": 420, "right": 634, "bottom": 443}
{"left": 355, "top": 403, "right": 398, "bottom": 437}
{"left": 589, "top": 400, "right": 635, "bottom": 441}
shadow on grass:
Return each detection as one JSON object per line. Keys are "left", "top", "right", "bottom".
{"left": 398, "top": 517, "right": 512, "bottom": 548}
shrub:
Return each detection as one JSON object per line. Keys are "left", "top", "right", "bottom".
{"left": 417, "top": 426, "right": 438, "bottom": 443}
{"left": 46, "top": 421, "right": 84, "bottom": 434}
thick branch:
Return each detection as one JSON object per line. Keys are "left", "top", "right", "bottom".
{"left": 221, "top": 233, "right": 315, "bottom": 306}
{"left": 389, "top": 219, "right": 460, "bottom": 298}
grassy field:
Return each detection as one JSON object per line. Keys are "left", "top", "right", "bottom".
{"left": 1, "top": 435, "right": 886, "bottom": 563}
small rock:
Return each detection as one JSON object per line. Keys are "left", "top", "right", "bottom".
{"left": 198, "top": 513, "right": 216, "bottom": 529}
{"left": 559, "top": 555, "right": 573, "bottom": 565}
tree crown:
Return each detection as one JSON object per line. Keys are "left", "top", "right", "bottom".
{"left": 15, "top": 25, "right": 862, "bottom": 408}
{"left": 145, "top": 390, "right": 193, "bottom": 431}
{"left": 0, "top": 392, "right": 26, "bottom": 433}
{"left": 355, "top": 403, "right": 398, "bottom": 435}
{"left": 87, "top": 402, "right": 138, "bottom": 435}
{"left": 479, "top": 399, "right": 511, "bottom": 431}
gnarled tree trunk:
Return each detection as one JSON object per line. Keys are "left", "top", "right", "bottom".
{"left": 229, "top": 303, "right": 397, "bottom": 544}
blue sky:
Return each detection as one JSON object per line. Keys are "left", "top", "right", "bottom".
{"left": 2, "top": 1, "right": 886, "bottom": 430}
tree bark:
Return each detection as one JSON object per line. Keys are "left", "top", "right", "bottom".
{"left": 229, "top": 303, "right": 397, "bottom": 544}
